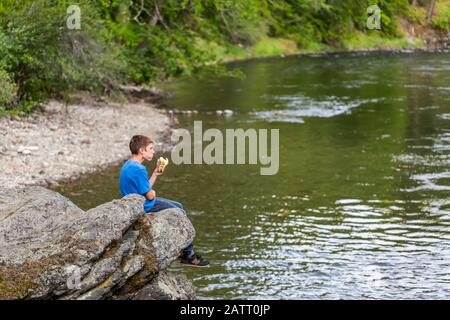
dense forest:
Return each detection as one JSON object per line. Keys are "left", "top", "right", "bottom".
{"left": 0, "top": 0, "right": 449, "bottom": 115}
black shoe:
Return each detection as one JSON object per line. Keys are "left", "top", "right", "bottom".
{"left": 180, "top": 253, "right": 210, "bottom": 267}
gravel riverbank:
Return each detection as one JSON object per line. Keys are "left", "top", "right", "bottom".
{"left": 0, "top": 100, "right": 171, "bottom": 191}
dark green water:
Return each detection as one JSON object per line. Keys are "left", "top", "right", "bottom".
{"left": 56, "top": 52, "right": 450, "bottom": 299}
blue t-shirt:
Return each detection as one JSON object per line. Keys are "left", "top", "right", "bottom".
{"left": 119, "top": 159, "right": 155, "bottom": 212}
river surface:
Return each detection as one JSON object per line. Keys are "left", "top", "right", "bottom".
{"left": 56, "top": 52, "right": 450, "bottom": 299}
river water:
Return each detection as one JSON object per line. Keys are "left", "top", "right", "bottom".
{"left": 56, "top": 52, "right": 450, "bottom": 299}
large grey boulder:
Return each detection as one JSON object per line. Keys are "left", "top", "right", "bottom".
{"left": 0, "top": 187, "right": 196, "bottom": 300}
{"left": 132, "top": 271, "right": 197, "bottom": 300}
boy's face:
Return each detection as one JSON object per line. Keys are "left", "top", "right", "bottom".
{"left": 140, "top": 143, "right": 154, "bottom": 161}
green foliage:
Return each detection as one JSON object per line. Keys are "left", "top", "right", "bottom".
{"left": 341, "top": 32, "right": 426, "bottom": 50}
{"left": 432, "top": 0, "right": 450, "bottom": 31}
{"left": 0, "top": 67, "right": 17, "bottom": 113}
{"left": 251, "top": 37, "right": 298, "bottom": 57}
{"left": 0, "top": 0, "right": 445, "bottom": 115}
{"left": 0, "top": 0, "right": 126, "bottom": 114}
{"left": 203, "top": 0, "right": 269, "bottom": 45}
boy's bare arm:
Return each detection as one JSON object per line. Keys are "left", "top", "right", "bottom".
{"left": 149, "top": 171, "right": 160, "bottom": 186}
{"left": 149, "top": 163, "right": 163, "bottom": 186}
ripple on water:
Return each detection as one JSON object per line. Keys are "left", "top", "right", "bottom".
{"left": 200, "top": 194, "right": 450, "bottom": 299}
{"left": 250, "top": 94, "right": 383, "bottom": 122}
{"left": 404, "top": 172, "right": 450, "bottom": 192}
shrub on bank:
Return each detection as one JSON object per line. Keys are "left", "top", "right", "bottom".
{"left": 0, "top": 0, "right": 126, "bottom": 114}
{"left": 432, "top": 0, "right": 450, "bottom": 32}
{"left": 0, "top": 67, "right": 16, "bottom": 115}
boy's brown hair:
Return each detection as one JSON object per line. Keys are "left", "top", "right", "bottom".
{"left": 129, "top": 135, "right": 153, "bottom": 155}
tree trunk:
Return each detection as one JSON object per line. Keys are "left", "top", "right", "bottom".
{"left": 427, "top": 0, "right": 436, "bottom": 21}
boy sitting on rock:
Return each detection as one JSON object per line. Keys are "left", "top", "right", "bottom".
{"left": 119, "top": 135, "right": 209, "bottom": 267}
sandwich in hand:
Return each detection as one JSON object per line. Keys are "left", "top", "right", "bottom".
{"left": 157, "top": 157, "right": 169, "bottom": 173}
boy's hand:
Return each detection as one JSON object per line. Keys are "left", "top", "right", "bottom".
{"left": 155, "top": 157, "right": 168, "bottom": 175}
{"left": 154, "top": 158, "right": 162, "bottom": 176}
{"left": 146, "top": 190, "right": 156, "bottom": 200}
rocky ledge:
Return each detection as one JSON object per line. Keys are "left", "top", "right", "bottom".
{"left": 0, "top": 187, "right": 196, "bottom": 300}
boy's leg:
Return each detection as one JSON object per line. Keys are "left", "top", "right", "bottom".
{"left": 149, "top": 197, "right": 186, "bottom": 215}
{"left": 164, "top": 199, "right": 186, "bottom": 214}
{"left": 182, "top": 243, "right": 195, "bottom": 259}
